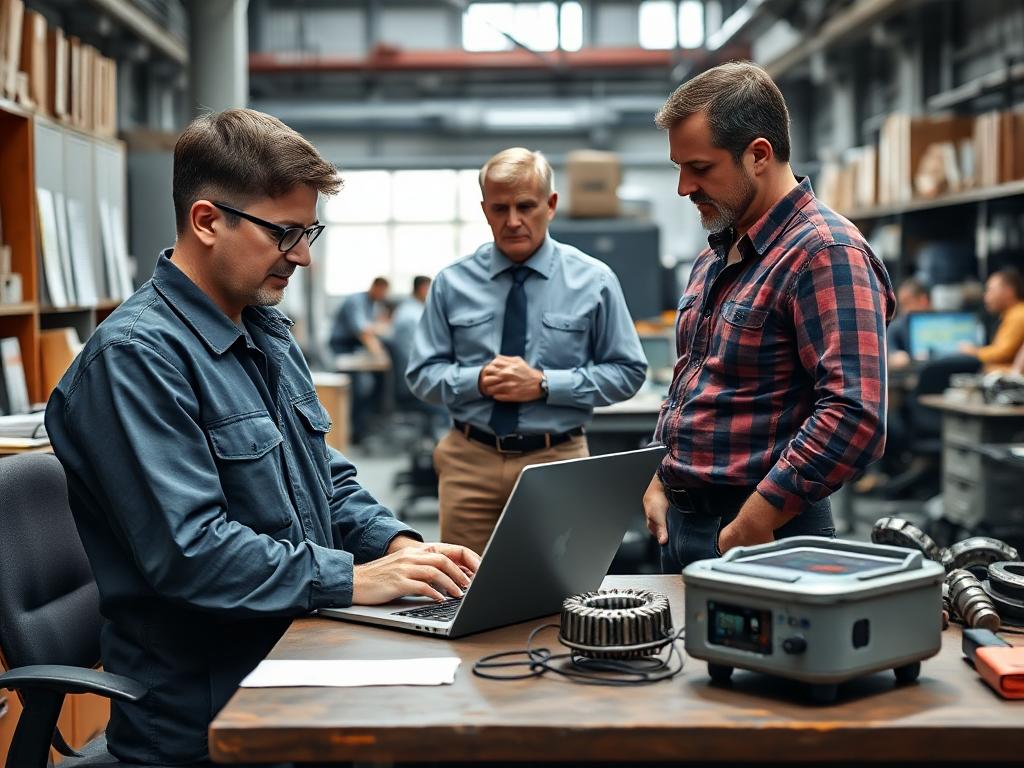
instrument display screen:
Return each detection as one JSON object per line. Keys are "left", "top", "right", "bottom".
{"left": 742, "top": 548, "right": 901, "bottom": 576}
{"left": 707, "top": 601, "right": 772, "bottom": 654}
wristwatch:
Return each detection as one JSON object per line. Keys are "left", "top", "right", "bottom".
{"left": 539, "top": 372, "right": 549, "bottom": 399}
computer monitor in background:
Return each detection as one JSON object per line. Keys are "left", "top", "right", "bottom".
{"left": 906, "top": 311, "right": 984, "bottom": 360}
{"left": 548, "top": 219, "right": 664, "bottom": 321}
{"left": 639, "top": 333, "right": 675, "bottom": 386}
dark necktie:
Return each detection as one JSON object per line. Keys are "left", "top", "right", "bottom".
{"left": 489, "top": 266, "right": 530, "bottom": 436}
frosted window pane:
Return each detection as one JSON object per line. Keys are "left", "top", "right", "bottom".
{"left": 392, "top": 170, "right": 457, "bottom": 222}
{"left": 393, "top": 225, "right": 458, "bottom": 285}
{"left": 639, "top": 1, "right": 677, "bottom": 49}
{"left": 459, "top": 222, "right": 493, "bottom": 257}
{"left": 463, "top": 4, "right": 515, "bottom": 51}
{"left": 514, "top": 3, "right": 558, "bottom": 52}
{"left": 324, "top": 171, "right": 391, "bottom": 223}
{"left": 458, "top": 169, "right": 483, "bottom": 221}
{"left": 560, "top": 2, "right": 583, "bottom": 52}
{"left": 678, "top": 1, "right": 704, "bottom": 48}
{"left": 462, "top": 3, "right": 559, "bottom": 52}
{"left": 325, "top": 225, "right": 391, "bottom": 295}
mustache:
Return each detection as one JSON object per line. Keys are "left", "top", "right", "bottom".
{"left": 270, "top": 264, "right": 296, "bottom": 279}
{"left": 690, "top": 193, "right": 716, "bottom": 207}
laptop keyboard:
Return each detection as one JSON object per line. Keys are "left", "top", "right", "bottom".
{"left": 392, "top": 597, "right": 462, "bottom": 621}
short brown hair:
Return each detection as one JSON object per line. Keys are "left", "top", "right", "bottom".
{"left": 654, "top": 60, "right": 791, "bottom": 163}
{"left": 992, "top": 268, "right": 1024, "bottom": 301}
{"left": 173, "top": 108, "right": 341, "bottom": 234}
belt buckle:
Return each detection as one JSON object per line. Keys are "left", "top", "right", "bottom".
{"left": 495, "top": 434, "right": 525, "bottom": 455}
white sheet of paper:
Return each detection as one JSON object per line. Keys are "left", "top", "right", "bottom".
{"left": 239, "top": 658, "right": 461, "bottom": 688}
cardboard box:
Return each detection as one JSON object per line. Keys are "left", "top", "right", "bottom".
{"left": 566, "top": 149, "right": 620, "bottom": 218}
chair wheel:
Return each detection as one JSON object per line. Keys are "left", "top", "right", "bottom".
{"left": 894, "top": 661, "right": 920, "bottom": 684}
{"left": 707, "top": 663, "right": 733, "bottom": 683}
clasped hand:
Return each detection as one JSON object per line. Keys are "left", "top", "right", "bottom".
{"left": 479, "top": 355, "right": 544, "bottom": 402}
{"left": 352, "top": 537, "right": 481, "bottom": 605}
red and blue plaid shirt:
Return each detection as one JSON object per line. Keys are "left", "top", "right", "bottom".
{"left": 654, "top": 178, "right": 895, "bottom": 515}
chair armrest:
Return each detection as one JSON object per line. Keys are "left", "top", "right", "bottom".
{"left": 0, "top": 665, "right": 146, "bottom": 702}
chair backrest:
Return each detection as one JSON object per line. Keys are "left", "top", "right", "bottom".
{"left": 910, "top": 354, "right": 982, "bottom": 440}
{"left": 0, "top": 453, "right": 101, "bottom": 672}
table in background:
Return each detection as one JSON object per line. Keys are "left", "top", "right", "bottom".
{"left": 919, "top": 394, "right": 1024, "bottom": 543}
{"left": 589, "top": 388, "right": 664, "bottom": 455}
{"left": 209, "top": 575, "right": 1023, "bottom": 765}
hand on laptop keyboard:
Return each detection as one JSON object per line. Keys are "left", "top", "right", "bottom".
{"left": 351, "top": 537, "right": 480, "bottom": 605}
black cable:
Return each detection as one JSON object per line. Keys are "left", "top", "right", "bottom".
{"left": 473, "top": 623, "right": 687, "bottom": 686}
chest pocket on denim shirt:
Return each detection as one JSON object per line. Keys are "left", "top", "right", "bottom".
{"left": 538, "top": 312, "right": 591, "bottom": 369}
{"left": 449, "top": 311, "right": 494, "bottom": 365}
{"left": 717, "top": 300, "right": 769, "bottom": 370}
{"left": 207, "top": 412, "right": 290, "bottom": 532}
{"left": 292, "top": 393, "right": 333, "bottom": 498}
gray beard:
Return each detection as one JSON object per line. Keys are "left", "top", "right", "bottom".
{"left": 696, "top": 172, "right": 757, "bottom": 234}
{"left": 698, "top": 204, "right": 736, "bottom": 234}
{"left": 253, "top": 286, "right": 285, "bottom": 307}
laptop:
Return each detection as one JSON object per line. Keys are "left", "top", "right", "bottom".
{"left": 320, "top": 444, "right": 666, "bottom": 638}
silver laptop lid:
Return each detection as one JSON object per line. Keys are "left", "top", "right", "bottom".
{"left": 447, "top": 444, "right": 666, "bottom": 637}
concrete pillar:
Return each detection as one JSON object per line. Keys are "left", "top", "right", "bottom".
{"left": 189, "top": 0, "right": 249, "bottom": 115}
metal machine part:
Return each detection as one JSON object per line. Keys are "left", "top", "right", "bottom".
{"left": 559, "top": 589, "right": 673, "bottom": 659}
{"left": 946, "top": 569, "right": 1001, "bottom": 631}
{"left": 683, "top": 537, "right": 944, "bottom": 704}
{"left": 983, "top": 562, "right": 1024, "bottom": 625}
{"left": 871, "top": 517, "right": 946, "bottom": 563}
{"left": 941, "top": 537, "right": 1020, "bottom": 574}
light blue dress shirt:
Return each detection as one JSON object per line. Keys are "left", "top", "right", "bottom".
{"left": 406, "top": 236, "right": 647, "bottom": 434}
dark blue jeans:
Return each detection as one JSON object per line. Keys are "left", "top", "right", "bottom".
{"left": 660, "top": 487, "right": 835, "bottom": 574}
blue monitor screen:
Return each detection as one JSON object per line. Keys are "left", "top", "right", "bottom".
{"left": 907, "top": 312, "right": 983, "bottom": 360}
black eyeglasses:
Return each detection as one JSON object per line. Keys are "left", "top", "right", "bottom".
{"left": 213, "top": 201, "right": 325, "bottom": 253}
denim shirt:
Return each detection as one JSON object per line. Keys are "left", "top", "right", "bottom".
{"left": 45, "top": 251, "right": 418, "bottom": 764}
{"left": 406, "top": 236, "right": 647, "bottom": 433}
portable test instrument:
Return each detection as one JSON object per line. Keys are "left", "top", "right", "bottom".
{"left": 683, "top": 537, "right": 945, "bottom": 702}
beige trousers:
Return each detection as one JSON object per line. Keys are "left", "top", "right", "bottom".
{"left": 433, "top": 428, "right": 590, "bottom": 556}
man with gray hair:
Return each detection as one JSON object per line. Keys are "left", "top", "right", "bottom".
{"left": 407, "top": 147, "right": 647, "bottom": 555}
{"left": 643, "top": 61, "right": 895, "bottom": 570}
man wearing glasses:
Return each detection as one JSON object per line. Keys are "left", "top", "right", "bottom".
{"left": 45, "top": 108, "right": 478, "bottom": 766}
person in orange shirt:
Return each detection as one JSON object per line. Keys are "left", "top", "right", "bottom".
{"left": 960, "top": 268, "right": 1024, "bottom": 371}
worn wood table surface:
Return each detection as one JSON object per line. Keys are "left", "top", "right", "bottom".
{"left": 210, "top": 575, "right": 1024, "bottom": 764}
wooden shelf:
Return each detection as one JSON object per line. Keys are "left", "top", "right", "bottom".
{"left": 844, "top": 178, "right": 1024, "bottom": 220}
{"left": 41, "top": 302, "right": 119, "bottom": 315}
{"left": 0, "top": 302, "right": 37, "bottom": 316}
{"left": 762, "top": 0, "right": 921, "bottom": 79}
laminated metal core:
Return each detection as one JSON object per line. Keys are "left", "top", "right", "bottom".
{"left": 559, "top": 589, "right": 673, "bottom": 659}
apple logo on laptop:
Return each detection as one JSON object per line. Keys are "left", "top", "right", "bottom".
{"left": 552, "top": 528, "right": 572, "bottom": 561}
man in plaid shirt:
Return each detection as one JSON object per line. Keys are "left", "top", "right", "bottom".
{"left": 644, "top": 61, "right": 895, "bottom": 571}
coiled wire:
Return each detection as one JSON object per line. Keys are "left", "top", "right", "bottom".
{"left": 473, "top": 589, "right": 685, "bottom": 686}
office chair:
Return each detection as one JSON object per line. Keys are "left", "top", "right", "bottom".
{"left": 881, "top": 355, "right": 981, "bottom": 500}
{"left": 0, "top": 453, "right": 156, "bottom": 768}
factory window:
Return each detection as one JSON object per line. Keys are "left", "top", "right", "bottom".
{"left": 639, "top": 1, "right": 677, "bottom": 49}
{"left": 678, "top": 1, "right": 704, "bottom": 48}
{"left": 324, "top": 169, "right": 491, "bottom": 295}
{"left": 462, "top": 2, "right": 582, "bottom": 52}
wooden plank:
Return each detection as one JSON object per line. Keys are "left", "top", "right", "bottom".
{"left": 210, "top": 575, "right": 1024, "bottom": 765}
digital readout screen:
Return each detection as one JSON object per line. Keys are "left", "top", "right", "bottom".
{"left": 707, "top": 601, "right": 772, "bottom": 654}
{"left": 742, "top": 548, "right": 900, "bottom": 576}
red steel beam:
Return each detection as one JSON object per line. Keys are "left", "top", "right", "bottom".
{"left": 249, "top": 45, "right": 748, "bottom": 74}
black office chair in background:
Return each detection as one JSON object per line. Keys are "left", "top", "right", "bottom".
{"left": 0, "top": 454, "right": 157, "bottom": 768}
{"left": 880, "top": 354, "right": 981, "bottom": 501}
